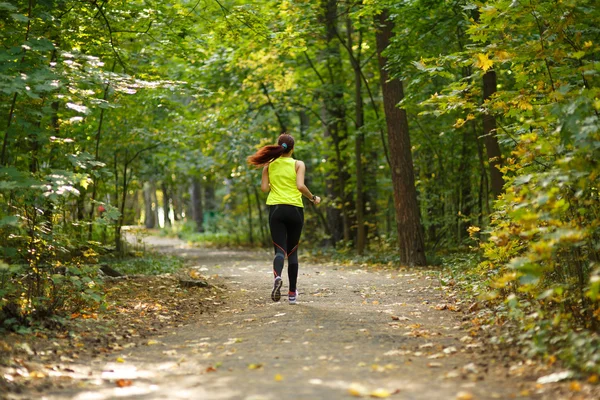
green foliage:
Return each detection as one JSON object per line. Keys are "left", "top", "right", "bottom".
{"left": 105, "top": 254, "right": 184, "bottom": 276}
{"left": 423, "top": 0, "right": 600, "bottom": 373}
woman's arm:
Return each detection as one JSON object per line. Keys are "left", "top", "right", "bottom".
{"left": 261, "top": 165, "right": 270, "bottom": 193}
{"left": 296, "top": 161, "right": 321, "bottom": 204}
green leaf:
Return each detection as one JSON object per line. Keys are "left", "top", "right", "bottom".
{"left": 11, "top": 13, "right": 29, "bottom": 23}
{"left": 0, "top": 2, "right": 17, "bottom": 11}
{"left": 0, "top": 216, "right": 19, "bottom": 227}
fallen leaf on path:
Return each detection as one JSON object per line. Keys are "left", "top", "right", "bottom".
{"left": 29, "top": 371, "right": 46, "bottom": 379}
{"left": 444, "top": 371, "right": 460, "bottom": 379}
{"left": 147, "top": 340, "right": 160, "bottom": 345}
{"left": 455, "top": 391, "right": 473, "bottom": 400}
{"left": 116, "top": 357, "right": 125, "bottom": 363}
{"left": 348, "top": 382, "right": 368, "bottom": 397}
{"left": 248, "top": 363, "right": 263, "bottom": 370}
{"left": 427, "top": 362, "right": 443, "bottom": 368}
{"left": 537, "top": 370, "right": 573, "bottom": 384}
{"left": 274, "top": 373, "right": 283, "bottom": 381}
{"left": 116, "top": 379, "right": 133, "bottom": 387}
{"left": 443, "top": 346, "right": 457, "bottom": 354}
{"left": 569, "top": 381, "right": 581, "bottom": 392}
{"left": 205, "top": 366, "right": 217, "bottom": 373}
{"left": 391, "top": 315, "right": 410, "bottom": 321}
{"left": 369, "top": 388, "right": 391, "bottom": 398}
{"left": 428, "top": 353, "right": 445, "bottom": 359}
{"left": 383, "top": 350, "right": 411, "bottom": 356}
{"left": 462, "top": 363, "right": 479, "bottom": 374}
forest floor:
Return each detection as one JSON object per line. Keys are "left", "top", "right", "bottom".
{"left": 1, "top": 235, "right": 598, "bottom": 400}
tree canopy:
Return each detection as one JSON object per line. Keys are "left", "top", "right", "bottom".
{"left": 1, "top": 0, "right": 599, "bottom": 375}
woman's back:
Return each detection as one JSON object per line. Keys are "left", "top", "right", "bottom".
{"left": 266, "top": 157, "right": 303, "bottom": 208}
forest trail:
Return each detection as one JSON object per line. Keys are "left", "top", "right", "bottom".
{"left": 32, "top": 236, "right": 566, "bottom": 400}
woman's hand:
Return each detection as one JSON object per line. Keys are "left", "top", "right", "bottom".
{"left": 312, "top": 196, "right": 321, "bottom": 205}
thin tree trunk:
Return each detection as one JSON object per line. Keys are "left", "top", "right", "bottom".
{"left": 1, "top": 0, "right": 33, "bottom": 166}
{"left": 191, "top": 178, "right": 204, "bottom": 232}
{"left": 151, "top": 183, "right": 159, "bottom": 228}
{"left": 320, "top": 0, "right": 350, "bottom": 245}
{"left": 246, "top": 188, "right": 254, "bottom": 245}
{"left": 482, "top": 70, "right": 504, "bottom": 198}
{"left": 88, "top": 61, "right": 117, "bottom": 239}
{"left": 375, "top": 10, "right": 426, "bottom": 266}
{"left": 162, "top": 182, "right": 172, "bottom": 227}
{"left": 347, "top": 15, "right": 366, "bottom": 254}
{"left": 143, "top": 182, "right": 155, "bottom": 229}
{"left": 253, "top": 186, "right": 267, "bottom": 245}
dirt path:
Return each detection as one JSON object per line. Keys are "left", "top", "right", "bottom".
{"left": 13, "top": 237, "right": 586, "bottom": 400}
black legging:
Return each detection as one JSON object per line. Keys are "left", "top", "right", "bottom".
{"left": 269, "top": 204, "right": 304, "bottom": 292}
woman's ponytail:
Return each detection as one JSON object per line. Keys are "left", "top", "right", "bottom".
{"left": 247, "top": 145, "right": 286, "bottom": 166}
{"left": 247, "top": 134, "right": 295, "bottom": 166}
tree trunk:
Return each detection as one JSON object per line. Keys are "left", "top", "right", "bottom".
{"left": 253, "top": 186, "right": 267, "bottom": 245}
{"left": 482, "top": 70, "right": 504, "bottom": 198}
{"left": 143, "top": 181, "right": 155, "bottom": 229}
{"left": 204, "top": 175, "right": 216, "bottom": 212}
{"left": 191, "top": 178, "right": 204, "bottom": 232}
{"left": 152, "top": 184, "right": 159, "bottom": 228}
{"left": 162, "top": 182, "right": 172, "bottom": 227}
{"left": 173, "top": 184, "right": 183, "bottom": 221}
{"left": 319, "top": 0, "right": 351, "bottom": 245}
{"left": 246, "top": 188, "right": 254, "bottom": 245}
{"left": 347, "top": 15, "right": 366, "bottom": 255}
{"left": 375, "top": 10, "right": 426, "bottom": 266}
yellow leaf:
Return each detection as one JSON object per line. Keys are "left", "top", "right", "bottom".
{"left": 274, "top": 373, "right": 283, "bottom": 382}
{"left": 147, "top": 340, "right": 159, "bottom": 345}
{"left": 456, "top": 392, "right": 474, "bottom": 400}
{"left": 453, "top": 118, "right": 466, "bottom": 128}
{"left": 348, "top": 383, "right": 368, "bottom": 397}
{"left": 116, "top": 357, "right": 125, "bottom": 363}
{"left": 475, "top": 53, "right": 494, "bottom": 72}
{"left": 495, "top": 50, "right": 511, "bottom": 61}
{"left": 569, "top": 381, "right": 581, "bottom": 392}
{"left": 29, "top": 371, "right": 46, "bottom": 378}
{"left": 248, "top": 363, "right": 263, "bottom": 370}
{"left": 370, "top": 388, "right": 391, "bottom": 398}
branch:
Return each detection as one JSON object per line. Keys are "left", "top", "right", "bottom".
{"left": 303, "top": 52, "right": 325, "bottom": 85}
{"left": 332, "top": 26, "right": 391, "bottom": 168}
{"left": 92, "top": 0, "right": 128, "bottom": 72}
{"left": 288, "top": 101, "right": 328, "bottom": 127}
{"left": 260, "top": 82, "right": 287, "bottom": 133}
{"left": 125, "top": 143, "right": 161, "bottom": 167}
{"left": 213, "top": 0, "right": 270, "bottom": 40}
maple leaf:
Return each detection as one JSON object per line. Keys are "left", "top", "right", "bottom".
{"left": 475, "top": 53, "right": 493, "bottom": 72}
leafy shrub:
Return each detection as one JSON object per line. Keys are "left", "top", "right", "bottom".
{"left": 104, "top": 253, "right": 185, "bottom": 275}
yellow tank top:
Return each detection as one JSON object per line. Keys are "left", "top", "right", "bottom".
{"left": 266, "top": 157, "right": 303, "bottom": 208}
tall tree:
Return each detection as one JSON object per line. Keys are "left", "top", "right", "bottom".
{"left": 375, "top": 9, "right": 426, "bottom": 266}
{"left": 482, "top": 70, "right": 504, "bottom": 198}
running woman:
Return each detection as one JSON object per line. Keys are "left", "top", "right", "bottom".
{"left": 247, "top": 133, "right": 321, "bottom": 305}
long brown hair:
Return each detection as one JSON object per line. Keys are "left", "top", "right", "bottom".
{"left": 247, "top": 134, "right": 295, "bottom": 166}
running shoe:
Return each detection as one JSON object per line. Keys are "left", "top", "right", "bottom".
{"left": 271, "top": 276, "right": 283, "bottom": 302}
{"left": 288, "top": 290, "right": 298, "bottom": 305}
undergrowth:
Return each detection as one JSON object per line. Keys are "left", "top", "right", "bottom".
{"left": 440, "top": 252, "right": 600, "bottom": 377}
{"left": 102, "top": 253, "right": 185, "bottom": 276}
